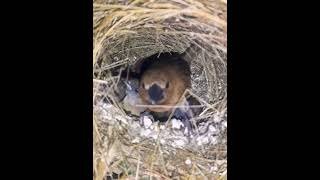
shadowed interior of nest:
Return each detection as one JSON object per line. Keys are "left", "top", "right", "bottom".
{"left": 105, "top": 51, "right": 206, "bottom": 122}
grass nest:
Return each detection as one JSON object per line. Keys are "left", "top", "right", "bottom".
{"left": 93, "top": 0, "right": 227, "bottom": 179}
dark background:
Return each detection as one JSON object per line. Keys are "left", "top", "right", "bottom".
{"left": 0, "top": 0, "right": 318, "bottom": 179}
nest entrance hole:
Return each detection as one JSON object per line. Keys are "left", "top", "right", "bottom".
{"left": 107, "top": 51, "right": 204, "bottom": 123}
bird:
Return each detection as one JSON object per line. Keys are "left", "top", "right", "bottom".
{"left": 138, "top": 53, "right": 195, "bottom": 134}
{"left": 139, "top": 53, "right": 191, "bottom": 111}
{"left": 119, "top": 78, "right": 147, "bottom": 117}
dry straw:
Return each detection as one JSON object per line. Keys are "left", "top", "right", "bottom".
{"left": 94, "top": 0, "right": 227, "bottom": 179}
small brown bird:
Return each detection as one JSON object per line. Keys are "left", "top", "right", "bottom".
{"left": 138, "top": 53, "right": 196, "bottom": 134}
{"left": 139, "top": 53, "right": 191, "bottom": 113}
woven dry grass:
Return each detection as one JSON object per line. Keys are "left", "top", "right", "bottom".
{"left": 93, "top": 0, "right": 227, "bottom": 179}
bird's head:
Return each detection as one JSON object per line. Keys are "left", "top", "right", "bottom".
{"left": 140, "top": 78, "right": 170, "bottom": 105}
{"left": 139, "top": 74, "right": 170, "bottom": 105}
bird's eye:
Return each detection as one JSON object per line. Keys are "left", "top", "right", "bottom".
{"left": 165, "top": 81, "right": 169, "bottom": 88}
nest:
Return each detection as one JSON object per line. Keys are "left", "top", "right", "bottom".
{"left": 93, "top": 0, "right": 227, "bottom": 179}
